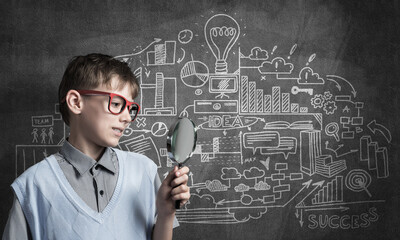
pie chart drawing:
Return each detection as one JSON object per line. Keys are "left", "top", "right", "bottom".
{"left": 180, "top": 60, "right": 209, "bottom": 88}
{"left": 151, "top": 122, "right": 169, "bottom": 137}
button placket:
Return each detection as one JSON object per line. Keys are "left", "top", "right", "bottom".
{"left": 94, "top": 165, "right": 108, "bottom": 212}
{"left": 91, "top": 164, "right": 102, "bottom": 212}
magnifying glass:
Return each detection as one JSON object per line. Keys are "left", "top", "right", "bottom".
{"left": 167, "top": 117, "right": 197, "bottom": 209}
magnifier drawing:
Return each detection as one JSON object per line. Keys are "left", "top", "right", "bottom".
{"left": 167, "top": 117, "right": 197, "bottom": 209}
{"left": 325, "top": 122, "right": 340, "bottom": 142}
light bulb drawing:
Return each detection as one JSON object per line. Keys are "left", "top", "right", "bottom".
{"left": 204, "top": 14, "right": 240, "bottom": 74}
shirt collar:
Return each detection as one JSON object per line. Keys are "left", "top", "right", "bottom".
{"left": 60, "top": 140, "right": 117, "bottom": 175}
{"left": 97, "top": 149, "right": 118, "bottom": 174}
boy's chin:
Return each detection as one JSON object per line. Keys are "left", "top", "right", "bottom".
{"left": 101, "top": 140, "right": 120, "bottom": 148}
{"left": 108, "top": 141, "right": 120, "bottom": 148}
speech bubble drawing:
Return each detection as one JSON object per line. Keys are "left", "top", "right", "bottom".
{"left": 260, "top": 137, "right": 297, "bottom": 159}
{"left": 243, "top": 131, "right": 280, "bottom": 154}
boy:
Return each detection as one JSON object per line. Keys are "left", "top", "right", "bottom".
{"left": 3, "top": 53, "right": 190, "bottom": 240}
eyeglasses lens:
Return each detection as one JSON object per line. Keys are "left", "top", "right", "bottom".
{"left": 109, "top": 95, "right": 126, "bottom": 114}
{"left": 109, "top": 95, "right": 139, "bottom": 122}
{"left": 129, "top": 104, "right": 139, "bottom": 121}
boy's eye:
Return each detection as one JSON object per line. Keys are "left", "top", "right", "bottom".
{"left": 111, "top": 102, "right": 121, "bottom": 108}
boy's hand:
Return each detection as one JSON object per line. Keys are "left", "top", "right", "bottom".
{"left": 156, "top": 166, "right": 191, "bottom": 217}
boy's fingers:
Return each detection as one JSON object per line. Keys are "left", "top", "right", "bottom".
{"left": 163, "top": 166, "right": 178, "bottom": 184}
{"left": 171, "top": 174, "right": 188, "bottom": 187}
{"left": 171, "top": 184, "right": 189, "bottom": 195}
{"left": 174, "top": 166, "right": 189, "bottom": 177}
{"left": 171, "top": 191, "right": 191, "bottom": 201}
{"left": 164, "top": 166, "right": 189, "bottom": 186}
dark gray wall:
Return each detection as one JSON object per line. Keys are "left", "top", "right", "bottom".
{"left": 1, "top": 1, "right": 400, "bottom": 239}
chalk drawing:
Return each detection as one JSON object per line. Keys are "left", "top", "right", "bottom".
{"left": 14, "top": 11, "right": 392, "bottom": 230}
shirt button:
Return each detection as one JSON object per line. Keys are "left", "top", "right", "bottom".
{"left": 99, "top": 190, "right": 104, "bottom": 196}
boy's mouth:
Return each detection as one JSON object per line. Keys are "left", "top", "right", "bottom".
{"left": 112, "top": 128, "right": 123, "bottom": 134}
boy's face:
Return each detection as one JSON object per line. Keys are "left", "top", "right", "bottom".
{"left": 77, "top": 76, "right": 135, "bottom": 150}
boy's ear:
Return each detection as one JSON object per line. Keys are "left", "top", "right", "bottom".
{"left": 65, "top": 90, "right": 84, "bottom": 115}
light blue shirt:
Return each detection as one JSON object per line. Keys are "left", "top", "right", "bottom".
{"left": 10, "top": 149, "right": 177, "bottom": 240}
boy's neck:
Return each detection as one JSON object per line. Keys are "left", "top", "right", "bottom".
{"left": 67, "top": 136, "right": 105, "bottom": 161}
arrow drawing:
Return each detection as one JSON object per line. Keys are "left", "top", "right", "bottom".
{"left": 326, "top": 75, "right": 357, "bottom": 98}
{"left": 163, "top": 171, "right": 169, "bottom": 179}
{"left": 260, "top": 157, "right": 270, "bottom": 170}
{"left": 367, "top": 120, "right": 392, "bottom": 143}
{"left": 115, "top": 38, "right": 162, "bottom": 58}
{"left": 326, "top": 78, "right": 341, "bottom": 91}
{"left": 295, "top": 208, "right": 300, "bottom": 218}
{"left": 144, "top": 67, "right": 151, "bottom": 77}
{"left": 295, "top": 180, "right": 325, "bottom": 207}
{"left": 189, "top": 172, "right": 194, "bottom": 186}
{"left": 282, "top": 180, "right": 312, "bottom": 207}
{"left": 297, "top": 200, "right": 385, "bottom": 209}
{"left": 304, "top": 206, "right": 349, "bottom": 212}
{"left": 177, "top": 48, "right": 185, "bottom": 63}
{"left": 299, "top": 208, "right": 304, "bottom": 227}
{"left": 325, "top": 141, "right": 358, "bottom": 158}
{"left": 216, "top": 199, "right": 241, "bottom": 206}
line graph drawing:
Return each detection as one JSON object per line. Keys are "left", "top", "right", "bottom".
{"left": 115, "top": 38, "right": 162, "bottom": 60}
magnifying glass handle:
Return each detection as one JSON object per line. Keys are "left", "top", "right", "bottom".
{"left": 175, "top": 163, "right": 183, "bottom": 209}
{"left": 175, "top": 199, "right": 181, "bottom": 209}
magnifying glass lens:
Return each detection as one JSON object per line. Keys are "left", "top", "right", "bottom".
{"left": 167, "top": 117, "right": 197, "bottom": 209}
{"left": 172, "top": 119, "right": 196, "bottom": 163}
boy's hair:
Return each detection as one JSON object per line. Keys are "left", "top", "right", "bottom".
{"left": 58, "top": 53, "right": 139, "bottom": 126}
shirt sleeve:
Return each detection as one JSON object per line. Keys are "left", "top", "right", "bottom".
{"left": 2, "top": 195, "right": 32, "bottom": 240}
{"left": 154, "top": 173, "right": 180, "bottom": 228}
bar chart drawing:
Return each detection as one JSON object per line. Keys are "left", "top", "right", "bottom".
{"left": 312, "top": 176, "right": 344, "bottom": 205}
{"left": 140, "top": 72, "right": 177, "bottom": 116}
{"left": 360, "top": 135, "right": 389, "bottom": 178}
{"left": 147, "top": 40, "right": 176, "bottom": 66}
{"left": 240, "top": 76, "right": 307, "bottom": 114}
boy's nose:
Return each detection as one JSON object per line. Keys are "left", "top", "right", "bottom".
{"left": 120, "top": 107, "right": 132, "bottom": 122}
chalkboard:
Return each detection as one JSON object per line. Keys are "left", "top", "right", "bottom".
{"left": 1, "top": 1, "right": 400, "bottom": 239}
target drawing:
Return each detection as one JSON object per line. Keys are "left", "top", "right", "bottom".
{"left": 345, "top": 169, "right": 372, "bottom": 197}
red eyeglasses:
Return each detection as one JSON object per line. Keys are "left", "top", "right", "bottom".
{"left": 76, "top": 90, "right": 140, "bottom": 122}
